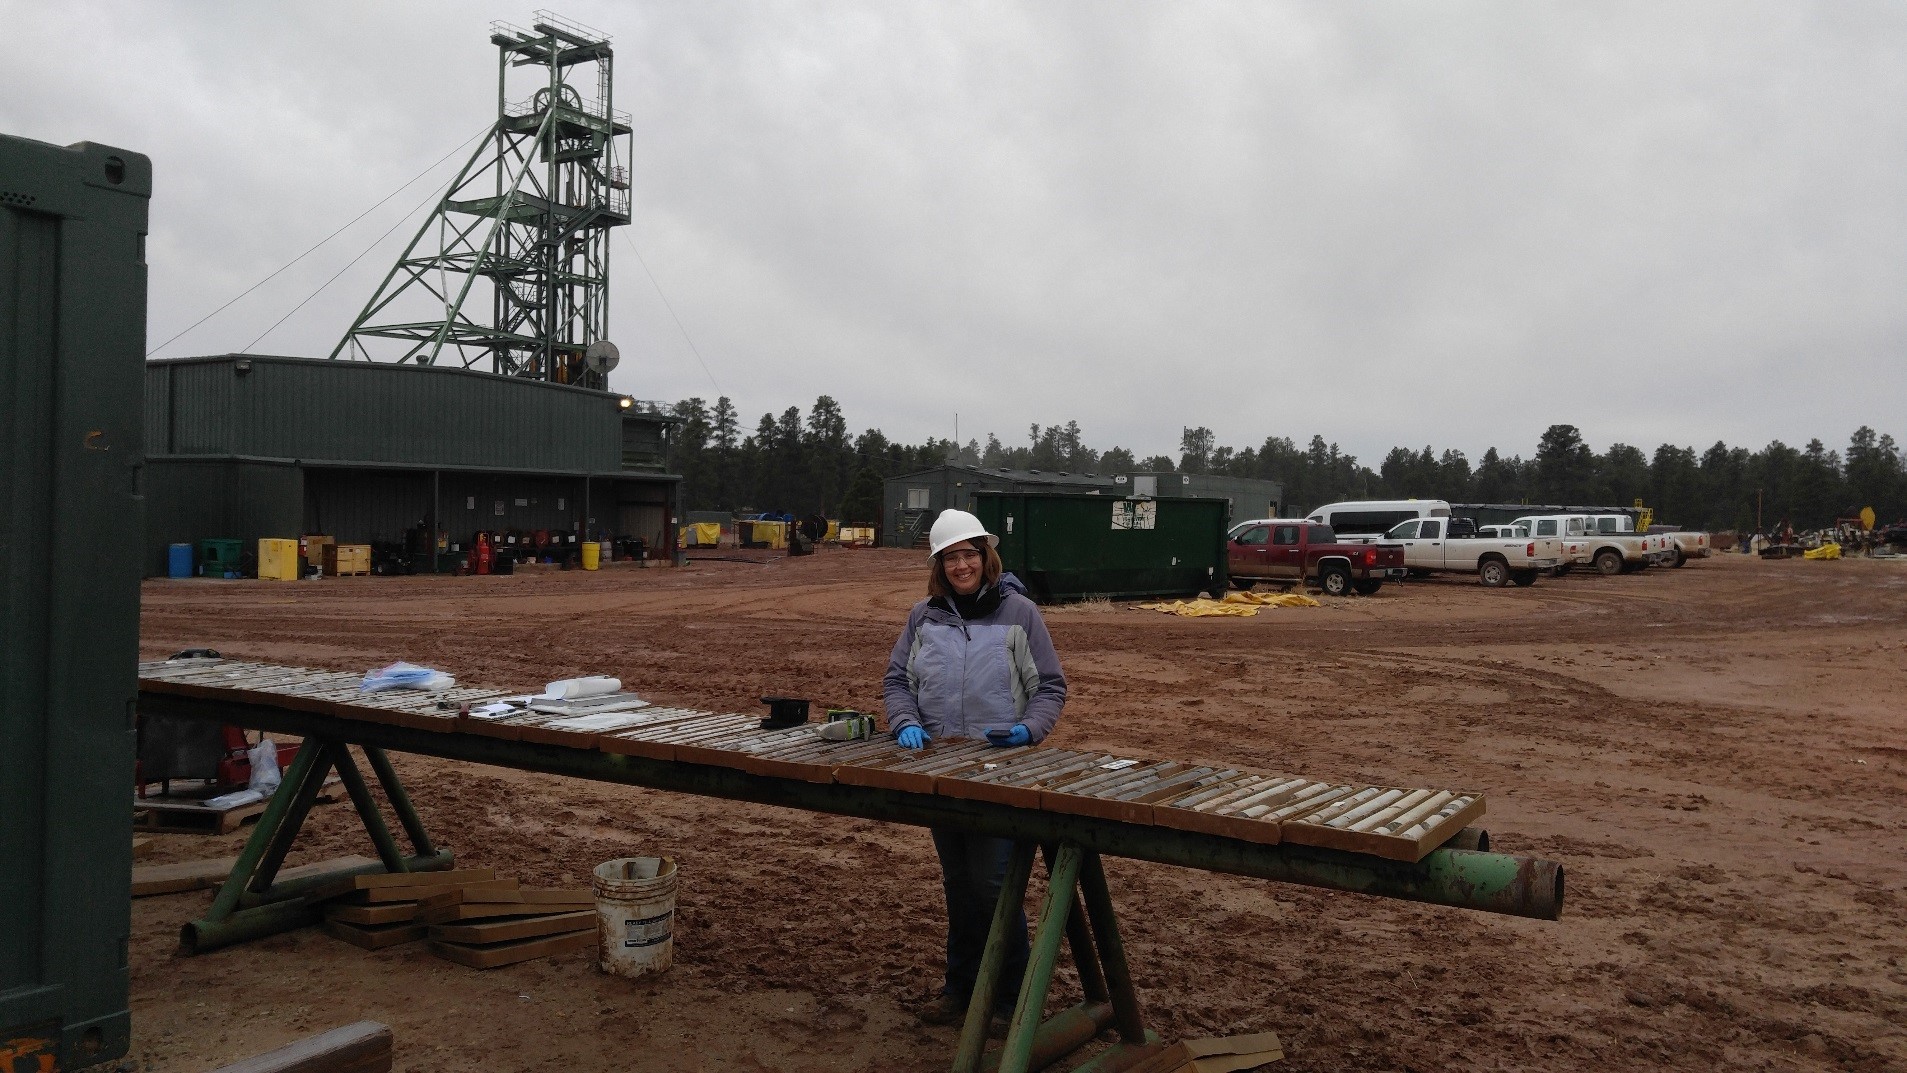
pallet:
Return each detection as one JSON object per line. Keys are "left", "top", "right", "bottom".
{"left": 428, "top": 928, "right": 594, "bottom": 969}
{"left": 133, "top": 777, "right": 341, "bottom": 834}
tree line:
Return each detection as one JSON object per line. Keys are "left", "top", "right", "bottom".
{"left": 667, "top": 395, "right": 1907, "bottom": 532}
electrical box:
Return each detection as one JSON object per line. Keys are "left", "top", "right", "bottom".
{"left": 0, "top": 133, "right": 150, "bottom": 1069}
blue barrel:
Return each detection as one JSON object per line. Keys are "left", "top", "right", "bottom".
{"left": 167, "top": 543, "right": 194, "bottom": 579}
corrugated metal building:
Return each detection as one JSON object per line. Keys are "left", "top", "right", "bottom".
{"left": 1114, "top": 472, "right": 1282, "bottom": 521}
{"left": 880, "top": 465, "right": 1281, "bottom": 548}
{"left": 144, "top": 355, "right": 679, "bottom": 575}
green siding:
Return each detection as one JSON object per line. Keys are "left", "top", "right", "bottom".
{"left": 146, "top": 355, "right": 671, "bottom": 473}
{"left": 0, "top": 133, "right": 147, "bottom": 1068}
{"left": 973, "top": 492, "right": 1230, "bottom": 603}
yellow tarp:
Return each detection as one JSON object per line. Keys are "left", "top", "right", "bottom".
{"left": 825, "top": 521, "right": 840, "bottom": 542}
{"left": 679, "top": 522, "right": 723, "bottom": 547}
{"left": 1137, "top": 591, "right": 1321, "bottom": 617}
{"left": 1804, "top": 542, "right": 1842, "bottom": 560}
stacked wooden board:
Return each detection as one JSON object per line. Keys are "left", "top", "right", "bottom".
{"left": 305, "top": 867, "right": 595, "bottom": 966}
{"left": 139, "top": 658, "right": 1485, "bottom": 862}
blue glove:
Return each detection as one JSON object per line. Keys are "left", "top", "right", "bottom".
{"left": 897, "top": 726, "right": 928, "bottom": 750}
{"left": 986, "top": 724, "right": 1031, "bottom": 748}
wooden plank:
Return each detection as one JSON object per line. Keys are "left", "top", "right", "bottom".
{"left": 427, "top": 910, "right": 595, "bottom": 946}
{"left": 417, "top": 886, "right": 585, "bottom": 911}
{"left": 323, "top": 919, "right": 427, "bottom": 950}
{"left": 204, "top": 1020, "right": 392, "bottom": 1073}
{"left": 304, "top": 867, "right": 496, "bottom": 904}
{"left": 324, "top": 902, "right": 418, "bottom": 926}
{"left": 418, "top": 899, "right": 595, "bottom": 925}
{"left": 131, "top": 836, "right": 153, "bottom": 859}
{"left": 132, "top": 853, "right": 378, "bottom": 898}
{"left": 428, "top": 927, "right": 595, "bottom": 969}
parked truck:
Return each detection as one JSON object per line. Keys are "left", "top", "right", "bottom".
{"left": 1228, "top": 520, "right": 1406, "bottom": 596}
{"left": 1653, "top": 528, "right": 1712, "bottom": 566}
{"left": 1513, "top": 513, "right": 1654, "bottom": 575}
{"left": 1383, "top": 517, "right": 1562, "bottom": 586}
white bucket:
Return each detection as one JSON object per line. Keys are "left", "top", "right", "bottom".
{"left": 593, "top": 856, "right": 677, "bottom": 979}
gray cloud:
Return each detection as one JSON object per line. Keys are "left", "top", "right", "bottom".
{"left": 6, "top": 1, "right": 1904, "bottom": 463}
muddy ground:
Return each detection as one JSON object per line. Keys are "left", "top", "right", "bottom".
{"left": 129, "top": 550, "right": 1906, "bottom": 1072}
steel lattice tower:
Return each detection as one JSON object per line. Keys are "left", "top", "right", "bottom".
{"left": 331, "top": 11, "right": 631, "bottom": 389}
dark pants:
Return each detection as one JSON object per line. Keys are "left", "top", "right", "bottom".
{"left": 931, "top": 828, "right": 1028, "bottom": 1008}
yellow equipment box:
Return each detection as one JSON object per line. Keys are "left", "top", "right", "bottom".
{"left": 258, "top": 538, "right": 300, "bottom": 581}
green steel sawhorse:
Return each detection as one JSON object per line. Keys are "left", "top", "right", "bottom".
{"left": 182, "top": 739, "right": 453, "bottom": 954}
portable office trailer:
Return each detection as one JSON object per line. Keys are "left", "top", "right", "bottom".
{"left": 143, "top": 356, "right": 681, "bottom": 573}
{"left": 1115, "top": 472, "right": 1282, "bottom": 520}
{"left": 971, "top": 492, "right": 1230, "bottom": 603}
{"left": 1, "top": 133, "right": 148, "bottom": 1069}
{"left": 883, "top": 465, "right": 1118, "bottom": 548}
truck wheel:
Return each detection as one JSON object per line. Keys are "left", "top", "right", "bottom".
{"left": 1229, "top": 576, "right": 1254, "bottom": 591}
{"left": 1671, "top": 548, "right": 1687, "bottom": 568}
{"left": 1594, "top": 549, "right": 1623, "bottom": 576}
{"left": 1319, "top": 567, "right": 1353, "bottom": 597}
{"left": 1479, "top": 559, "right": 1509, "bottom": 587}
{"left": 1555, "top": 563, "right": 1573, "bottom": 576}
{"left": 1510, "top": 569, "right": 1538, "bottom": 587}
{"left": 1352, "top": 578, "right": 1383, "bottom": 596}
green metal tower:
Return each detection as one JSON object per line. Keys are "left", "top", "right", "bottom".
{"left": 331, "top": 11, "right": 631, "bottom": 389}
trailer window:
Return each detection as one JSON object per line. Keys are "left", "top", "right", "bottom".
{"left": 1330, "top": 510, "right": 1414, "bottom": 534}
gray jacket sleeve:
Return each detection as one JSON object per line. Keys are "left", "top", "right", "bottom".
{"left": 1010, "top": 598, "right": 1067, "bottom": 743}
{"left": 881, "top": 607, "right": 924, "bottom": 735}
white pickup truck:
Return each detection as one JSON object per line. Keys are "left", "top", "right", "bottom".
{"left": 1587, "top": 514, "right": 1677, "bottom": 567}
{"left": 1513, "top": 513, "right": 1657, "bottom": 575}
{"left": 1648, "top": 527, "right": 1712, "bottom": 566}
{"left": 1383, "top": 517, "right": 1563, "bottom": 587}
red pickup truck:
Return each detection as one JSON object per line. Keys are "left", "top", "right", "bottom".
{"left": 1227, "top": 520, "right": 1407, "bottom": 596}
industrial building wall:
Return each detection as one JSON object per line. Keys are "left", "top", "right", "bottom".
{"left": 437, "top": 472, "right": 588, "bottom": 539}
{"left": 144, "top": 459, "right": 302, "bottom": 575}
{"left": 302, "top": 468, "right": 433, "bottom": 546}
{"left": 145, "top": 356, "right": 657, "bottom": 473}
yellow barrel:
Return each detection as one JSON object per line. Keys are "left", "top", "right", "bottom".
{"left": 581, "top": 540, "right": 601, "bottom": 570}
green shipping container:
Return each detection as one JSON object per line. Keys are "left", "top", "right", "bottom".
{"left": 1, "top": 134, "right": 149, "bottom": 1068}
{"left": 972, "top": 492, "right": 1229, "bottom": 603}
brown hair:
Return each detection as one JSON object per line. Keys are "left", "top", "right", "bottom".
{"left": 928, "top": 538, "right": 1003, "bottom": 598}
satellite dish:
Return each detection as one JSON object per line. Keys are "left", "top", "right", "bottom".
{"left": 584, "top": 340, "right": 620, "bottom": 374}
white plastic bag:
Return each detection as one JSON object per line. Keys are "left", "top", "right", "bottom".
{"left": 247, "top": 737, "right": 282, "bottom": 795}
{"left": 359, "top": 661, "right": 456, "bottom": 693}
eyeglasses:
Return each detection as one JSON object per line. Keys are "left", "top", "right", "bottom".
{"left": 941, "top": 549, "right": 982, "bottom": 565}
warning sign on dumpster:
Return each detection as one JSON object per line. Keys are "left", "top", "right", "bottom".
{"left": 1112, "top": 500, "right": 1156, "bottom": 531}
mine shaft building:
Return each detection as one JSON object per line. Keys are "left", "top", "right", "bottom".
{"left": 143, "top": 355, "right": 679, "bottom": 575}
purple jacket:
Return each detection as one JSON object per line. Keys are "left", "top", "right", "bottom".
{"left": 882, "top": 573, "right": 1067, "bottom": 743}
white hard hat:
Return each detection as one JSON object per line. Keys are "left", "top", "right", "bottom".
{"left": 928, "top": 509, "right": 997, "bottom": 557}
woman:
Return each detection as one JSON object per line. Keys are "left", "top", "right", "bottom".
{"left": 882, "top": 508, "right": 1068, "bottom": 1029}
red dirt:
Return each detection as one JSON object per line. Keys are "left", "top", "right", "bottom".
{"left": 130, "top": 550, "right": 1907, "bottom": 1071}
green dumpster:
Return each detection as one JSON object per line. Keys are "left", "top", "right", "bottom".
{"left": 1, "top": 133, "right": 149, "bottom": 1069}
{"left": 971, "top": 492, "right": 1230, "bottom": 603}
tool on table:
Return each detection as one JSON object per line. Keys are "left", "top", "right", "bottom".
{"left": 758, "top": 696, "right": 810, "bottom": 730}
{"left": 818, "top": 709, "right": 873, "bottom": 741}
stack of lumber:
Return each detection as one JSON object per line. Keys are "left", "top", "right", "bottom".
{"left": 420, "top": 883, "right": 596, "bottom": 969}
{"left": 305, "top": 868, "right": 596, "bottom": 967}
{"left": 307, "top": 867, "right": 498, "bottom": 950}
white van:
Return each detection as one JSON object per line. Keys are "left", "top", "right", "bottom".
{"left": 1305, "top": 500, "right": 1452, "bottom": 544}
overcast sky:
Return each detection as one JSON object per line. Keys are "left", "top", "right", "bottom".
{"left": 7, "top": 2, "right": 1905, "bottom": 465}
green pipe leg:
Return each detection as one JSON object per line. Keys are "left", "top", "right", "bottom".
{"left": 1041, "top": 844, "right": 1108, "bottom": 1004}
{"left": 330, "top": 744, "right": 410, "bottom": 873}
{"left": 202, "top": 739, "right": 325, "bottom": 922}
{"left": 953, "top": 842, "right": 1037, "bottom": 1073}
{"left": 249, "top": 741, "right": 340, "bottom": 893}
{"left": 1079, "top": 852, "right": 1146, "bottom": 1044}
{"left": 365, "top": 746, "right": 437, "bottom": 856}
{"left": 999, "top": 844, "right": 1084, "bottom": 1073}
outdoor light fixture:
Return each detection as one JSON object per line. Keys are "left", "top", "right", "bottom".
{"left": 234, "top": 359, "right": 252, "bottom": 375}
{"left": 618, "top": 396, "right": 633, "bottom": 410}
